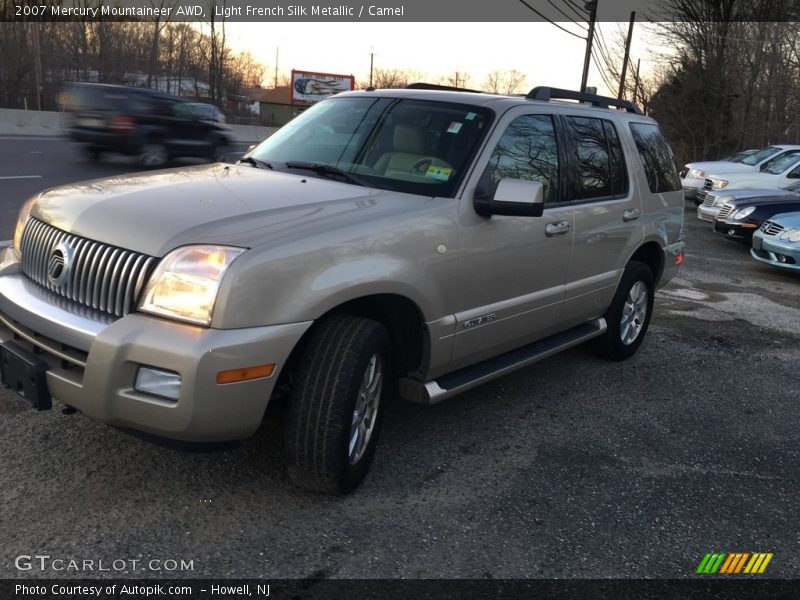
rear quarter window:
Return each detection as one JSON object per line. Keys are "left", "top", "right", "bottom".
{"left": 628, "top": 122, "right": 681, "bottom": 193}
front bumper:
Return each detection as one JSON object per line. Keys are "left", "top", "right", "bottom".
{"left": 0, "top": 269, "right": 311, "bottom": 442}
{"left": 712, "top": 219, "right": 759, "bottom": 241}
{"left": 751, "top": 236, "right": 800, "bottom": 271}
{"left": 697, "top": 204, "right": 722, "bottom": 223}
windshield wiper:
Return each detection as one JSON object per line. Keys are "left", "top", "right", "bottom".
{"left": 238, "top": 156, "right": 273, "bottom": 169}
{"left": 284, "top": 161, "right": 367, "bottom": 187}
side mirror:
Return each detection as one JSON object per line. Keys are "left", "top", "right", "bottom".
{"left": 474, "top": 178, "right": 545, "bottom": 217}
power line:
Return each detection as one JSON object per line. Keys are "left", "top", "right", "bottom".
{"left": 545, "top": 0, "right": 588, "bottom": 29}
{"left": 562, "top": 0, "right": 588, "bottom": 21}
{"left": 516, "top": 0, "right": 587, "bottom": 41}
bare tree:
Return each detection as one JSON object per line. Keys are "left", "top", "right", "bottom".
{"left": 483, "top": 69, "right": 527, "bottom": 95}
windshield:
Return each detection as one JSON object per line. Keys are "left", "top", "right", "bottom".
{"left": 762, "top": 151, "right": 800, "bottom": 175}
{"left": 739, "top": 145, "right": 781, "bottom": 166}
{"left": 246, "top": 96, "right": 493, "bottom": 197}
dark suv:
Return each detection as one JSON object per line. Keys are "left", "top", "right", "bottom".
{"left": 62, "top": 83, "right": 234, "bottom": 167}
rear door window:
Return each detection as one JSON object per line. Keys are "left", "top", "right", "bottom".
{"left": 628, "top": 122, "right": 681, "bottom": 193}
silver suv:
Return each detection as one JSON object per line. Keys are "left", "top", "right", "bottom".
{"left": 0, "top": 86, "right": 684, "bottom": 493}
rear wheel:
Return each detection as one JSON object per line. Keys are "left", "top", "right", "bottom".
{"left": 139, "top": 142, "right": 168, "bottom": 168}
{"left": 286, "top": 315, "right": 389, "bottom": 494}
{"left": 591, "top": 261, "right": 654, "bottom": 361}
{"left": 84, "top": 145, "right": 102, "bottom": 161}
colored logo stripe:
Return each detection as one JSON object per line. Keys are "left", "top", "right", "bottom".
{"left": 697, "top": 552, "right": 773, "bottom": 574}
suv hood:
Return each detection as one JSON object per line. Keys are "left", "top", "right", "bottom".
{"left": 32, "top": 163, "right": 406, "bottom": 257}
{"left": 685, "top": 160, "right": 755, "bottom": 174}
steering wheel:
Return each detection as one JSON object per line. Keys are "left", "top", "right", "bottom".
{"left": 410, "top": 156, "right": 453, "bottom": 176}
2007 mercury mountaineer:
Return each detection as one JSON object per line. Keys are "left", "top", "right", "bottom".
{"left": 0, "top": 86, "right": 684, "bottom": 493}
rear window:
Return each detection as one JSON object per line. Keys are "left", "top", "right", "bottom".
{"left": 628, "top": 123, "right": 681, "bottom": 193}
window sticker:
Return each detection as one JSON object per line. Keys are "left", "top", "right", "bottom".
{"left": 447, "top": 122, "right": 463, "bottom": 134}
{"left": 465, "top": 112, "right": 477, "bottom": 121}
{"left": 426, "top": 166, "right": 453, "bottom": 181}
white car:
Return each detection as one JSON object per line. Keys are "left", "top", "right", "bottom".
{"left": 680, "top": 144, "right": 800, "bottom": 202}
{"left": 704, "top": 150, "right": 800, "bottom": 196}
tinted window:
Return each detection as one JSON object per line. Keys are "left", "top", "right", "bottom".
{"left": 628, "top": 123, "right": 681, "bottom": 193}
{"left": 740, "top": 145, "right": 780, "bottom": 166}
{"left": 761, "top": 150, "right": 800, "bottom": 174}
{"left": 565, "top": 116, "right": 627, "bottom": 200}
{"left": 487, "top": 114, "right": 560, "bottom": 204}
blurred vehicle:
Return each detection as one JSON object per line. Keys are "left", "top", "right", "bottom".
{"left": 703, "top": 149, "right": 800, "bottom": 196}
{"left": 680, "top": 145, "right": 800, "bottom": 204}
{"left": 712, "top": 194, "right": 800, "bottom": 242}
{"left": 62, "top": 82, "right": 234, "bottom": 167}
{"left": 186, "top": 102, "right": 226, "bottom": 123}
{"left": 696, "top": 182, "right": 799, "bottom": 223}
{"left": 751, "top": 212, "right": 800, "bottom": 271}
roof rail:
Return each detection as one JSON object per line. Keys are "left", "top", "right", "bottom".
{"left": 406, "top": 82, "right": 484, "bottom": 94}
{"left": 526, "top": 86, "right": 643, "bottom": 115}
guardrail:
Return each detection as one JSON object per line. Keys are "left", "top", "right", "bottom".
{"left": 0, "top": 108, "right": 277, "bottom": 143}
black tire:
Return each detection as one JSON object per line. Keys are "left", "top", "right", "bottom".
{"left": 84, "top": 145, "right": 102, "bottom": 161}
{"left": 286, "top": 315, "right": 389, "bottom": 494}
{"left": 590, "top": 260, "right": 655, "bottom": 361}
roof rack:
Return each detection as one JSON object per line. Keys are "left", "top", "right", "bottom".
{"left": 526, "top": 86, "right": 643, "bottom": 115}
{"left": 406, "top": 82, "right": 484, "bottom": 94}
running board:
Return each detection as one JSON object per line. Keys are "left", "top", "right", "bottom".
{"left": 399, "top": 318, "right": 606, "bottom": 405}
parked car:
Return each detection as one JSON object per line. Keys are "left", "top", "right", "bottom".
{"left": 696, "top": 182, "right": 799, "bottom": 223}
{"left": 712, "top": 194, "right": 800, "bottom": 242}
{"left": 704, "top": 150, "right": 800, "bottom": 195}
{"left": 62, "top": 82, "right": 234, "bottom": 167}
{"left": 1, "top": 86, "right": 684, "bottom": 493}
{"left": 751, "top": 212, "right": 800, "bottom": 271}
{"left": 680, "top": 145, "right": 800, "bottom": 203}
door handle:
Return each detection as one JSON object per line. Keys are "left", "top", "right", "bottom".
{"left": 623, "top": 209, "right": 640, "bottom": 222}
{"left": 545, "top": 221, "right": 570, "bottom": 237}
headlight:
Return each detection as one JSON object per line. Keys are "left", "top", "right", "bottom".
{"left": 779, "top": 228, "right": 800, "bottom": 242}
{"left": 710, "top": 179, "right": 729, "bottom": 190}
{"left": 733, "top": 206, "right": 756, "bottom": 220}
{"left": 12, "top": 195, "right": 37, "bottom": 259}
{"left": 713, "top": 195, "right": 734, "bottom": 207}
{"left": 139, "top": 245, "right": 245, "bottom": 325}
{"left": 687, "top": 168, "right": 706, "bottom": 179}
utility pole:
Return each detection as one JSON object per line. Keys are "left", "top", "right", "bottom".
{"left": 31, "top": 21, "right": 43, "bottom": 110}
{"left": 274, "top": 47, "right": 278, "bottom": 88}
{"left": 617, "top": 11, "right": 635, "bottom": 100}
{"left": 369, "top": 52, "right": 374, "bottom": 88}
{"left": 633, "top": 58, "right": 641, "bottom": 108}
{"left": 579, "top": 0, "right": 598, "bottom": 93}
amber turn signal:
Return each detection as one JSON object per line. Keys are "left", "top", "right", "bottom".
{"left": 216, "top": 364, "right": 275, "bottom": 384}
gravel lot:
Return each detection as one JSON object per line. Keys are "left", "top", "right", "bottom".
{"left": 1, "top": 138, "right": 799, "bottom": 580}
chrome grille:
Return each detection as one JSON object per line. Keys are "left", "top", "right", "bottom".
{"left": 699, "top": 191, "right": 712, "bottom": 205}
{"left": 718, "top": 204, "right": 735, "bottom": 219}
{"left": 704, "top": 178, "right": 714, "bottom": 190}
{"left": 761, "top": 221, "right": 784, "bottom": 236}
{"left": 20, "top": 218, "right": 157, "bottom": 318}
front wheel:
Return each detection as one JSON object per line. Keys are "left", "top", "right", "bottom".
{"left": 286, "top": 315, "right": 389, "bottom": 494}
{"left": 591, "top": 261, "right": 655, "bottom": 361}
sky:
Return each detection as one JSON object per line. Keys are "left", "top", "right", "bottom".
{"left": 215, "top": 21, "right": 662, "bottom": 96}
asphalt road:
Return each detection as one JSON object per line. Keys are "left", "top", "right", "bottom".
{"left": 1, "top": 138, "right": 799, "bottom": 580}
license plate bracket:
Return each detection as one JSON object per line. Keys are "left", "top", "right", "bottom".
{"left": 0, "top": 341, "right": 51, "bottom": 410}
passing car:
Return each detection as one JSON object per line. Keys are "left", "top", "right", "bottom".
{"left": 712, "top": 194, "right": 800, "bottom": 242}
{"left": 704, "top": 150, "right": 800, "bottom": 196}
{"left": 0, "top": 86, "right": 684, "bottom": 493}
{"left": 680, "top": 145, "right": 800, "bottom": 203}
{"left": 751, "top": 212, "right": 800, "bottom": 271}
{"left": 62, "top": 82, "right": 234, "bottom": 167}
{"left": 696, "top": 183, "right": 799, "bottom": 223}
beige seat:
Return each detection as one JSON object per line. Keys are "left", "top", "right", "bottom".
{"left": 374, "top": 124, "right": 427, "bottom": 176}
